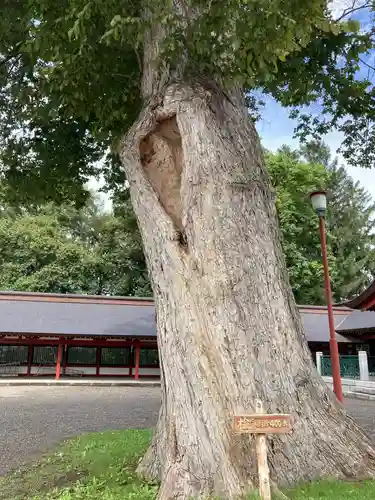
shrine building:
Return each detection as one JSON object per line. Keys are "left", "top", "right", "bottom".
{"left": 1, "top": 285, "right": 375, "bottom": 379}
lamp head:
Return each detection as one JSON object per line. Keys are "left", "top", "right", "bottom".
{"left": 310, "top": 191, "right": 327, "bottom": 217}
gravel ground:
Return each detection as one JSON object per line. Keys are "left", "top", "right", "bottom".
{"left": 0, "top": 387, "right": 375, "bottom": 477}
{"left": 0, "top": 386, "right": 161, "bottom": 476}
{"left": 345, "top": 397, "right": 375, "bottom": 440}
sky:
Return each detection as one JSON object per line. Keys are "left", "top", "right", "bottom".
{"left": 256, "top": 96, "right": 375, "bottom": 198}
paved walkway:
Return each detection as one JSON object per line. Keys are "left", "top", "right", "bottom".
{"left": 0, "top": 378, "right": 160, "bottom": 387}
{"left": 0, "top": 387, "right": 375, "bottom": 477}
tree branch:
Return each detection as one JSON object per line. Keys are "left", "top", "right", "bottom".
{"left": 334, "top": 0, "right": 371, "bottom": 22}
{"left": 0, "top": 53, "right": 21, "bottom": 67}
{"left": 359, "top": 56, "right": 375, "bottom": 73}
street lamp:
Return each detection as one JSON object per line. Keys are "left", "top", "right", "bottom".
{"left": 310, "top": 191, "right": 343, "bottom": 403}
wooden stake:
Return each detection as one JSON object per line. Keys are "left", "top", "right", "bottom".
{"left": 255, "top": 400, "right": 271, "bottom": 500}
{"left": 234, "top": 404, "right": 292, "bottom": 499}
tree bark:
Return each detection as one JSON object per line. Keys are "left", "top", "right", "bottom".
{"left": 119, "top": 80, "right": 375, "bottom": 499}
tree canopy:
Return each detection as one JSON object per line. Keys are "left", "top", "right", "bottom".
{"left": 268, "top": 142, "right": 375, "bottom": 305}
{"left": 266, "top": 148, "right": 330, "bottom": 304}
{"left": 0, "top": 192, "right": 151, "bottom": 296}
{"left": 321, "top": 146, "right": 375, "bottom": 302}
{"left": 0, "top": 1, "right": 374, "bottom": 206}
{"left": 2, "top": 4, "right": 375, "bottom": 495}
{"left": 1, "top": 142, "right": 373, "bottom": 306}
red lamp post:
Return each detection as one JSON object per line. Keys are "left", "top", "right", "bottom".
{"left": 310, "top": 191, "right": 344, "bottom": 403}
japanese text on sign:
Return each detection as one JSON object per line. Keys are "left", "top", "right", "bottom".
{"left": 233, "top": 414, "right": 292, "bottom": 434}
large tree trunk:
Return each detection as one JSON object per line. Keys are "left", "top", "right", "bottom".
{"left": 119, "top": 79, "right": 375, "bottom": 499}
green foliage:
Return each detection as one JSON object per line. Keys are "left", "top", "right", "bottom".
{"left": 0, "top": 211, "right": 96, "bottom": 293}
{"left": 265, "top": 26, "right": 375, "bottom": 168}
{"left": 268, "top": 141, "right": 375, "bottom": 304}
{"left": 2, "top": 138, "right": 373, "bottom": 305}
{"left": 1, "top": 137, "right": 372, "bottom": 305}
{"left": 300, "top": 140, "right": 375, "bottom": 301}
{"left": 266, "top": 148, "right": 331, "bottom": 304}
{"left": 299, "top": 140, "right": 331, "bottom": 167}
{"left": 0, "top": 192, "right": 152, "bottom": 296}
{"left": 94, "top": 194, "right": 152, "bottom": 297}
{"left": 0, "top": 1, "right": 374, "bottom": 306}
{"left": 326, "top": 159, "right": 375, "bottom": 301}
{"left": 0, "top": 0, "right": 374, "bottom": 207}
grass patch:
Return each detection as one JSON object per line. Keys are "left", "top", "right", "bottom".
{"left": 284, "top": 479, "right": 375, "bottom": 499}
{"left": 1, "top": 429, "right": 375, "bottom": 499}
{"left": 0, "top": 429, "right": 156, "bottom": 500}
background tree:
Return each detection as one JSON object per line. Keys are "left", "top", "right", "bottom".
{"left": 328, "top": 162, "right": 375, "bottom": 301}
{"left": 266, "top": 148, "right": 332, "bottom": 304}
{"left": 0, "top": 208, "right": 96, "bottom": 293}
{"left": 299, "top": 140, "right": 331, "bottom": 167}
{"left": 4, "top": 142, "right": 372, "bottom": 306}
{"left": 1, "top": 1, "right": 375, "bottom": 498}
{"left": 299, "top": 140, "right": 375, "bottom": 302}
{"left": 0, "top": 192, "right": 151, "bottom": 296}
{"left": 95, "top": 193, "right": 152, "bottom": 297}
{"left": 4, "top": 144, "right": 371, "bottom": 306}
{"left": 267, "top": 142, "right": 375, "bottom": 305}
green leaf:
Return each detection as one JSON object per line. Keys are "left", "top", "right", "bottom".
{"left": 342, "top": 20, "right": 361, "bottom": 33}
{"left": 110, "top": 14, "right": 122, "bottom": 27}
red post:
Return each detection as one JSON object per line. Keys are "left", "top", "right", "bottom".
{"left": 319, "top": 216, "right": 344, "bottom": 403}
{"left": 56, "top": 343, "right": 62, "bottom": 380}
{"left": 135, "top": 343, "right": 140, "bottom": 381}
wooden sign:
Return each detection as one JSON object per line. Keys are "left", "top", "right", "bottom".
{"left": 233, "top": 414, "right": 293, "bottom": 435}
{"left": 234, "top": 401, "right": 293, "bottom": 500}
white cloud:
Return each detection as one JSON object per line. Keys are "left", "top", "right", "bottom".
{"left": 258, "top": 124, "right": 375, "bottom": 202}
{"left": 328, "top": 0, "right": 367, "bottom": 18}
{"left": 87, "top": 176, "right": 112, "bottom": 213}
{"left": 329, "top": 0, "right": 354, "bottom": 18}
